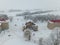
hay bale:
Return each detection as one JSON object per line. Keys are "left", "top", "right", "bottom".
{"left": 47, "top": 22, "right": 55, "bottom": 29}
{"left": 1, "top": 22, "right": 9, "bottom": 30}
{"left": 55, "top": 23, "right": 60, "bottom": 27}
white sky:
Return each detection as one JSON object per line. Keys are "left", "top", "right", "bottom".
{"left": 0, "top": 0, "right": 60, "bottom": 10}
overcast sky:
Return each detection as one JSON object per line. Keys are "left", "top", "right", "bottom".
{"left": 0, "top": 0, "right": 60, "bottom": 10}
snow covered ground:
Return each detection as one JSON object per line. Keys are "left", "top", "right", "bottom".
{"left": 0, "top": 10, "right": 60, "bottom": 45}
{"left": 0, "top": 15, "right": 53, "bottom": 45}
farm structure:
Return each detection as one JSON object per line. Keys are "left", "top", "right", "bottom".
{"left": 0, "top": 15, "right": 9, "bottom": 30}
{"left": 47, "top": 20, "right": 60, "bottom": 29}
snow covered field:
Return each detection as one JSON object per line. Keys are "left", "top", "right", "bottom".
{"left": 0, "top": 0, "right": 60, "bottom": 44}
{"left": 0, "top": 10, "right": 60, "bottom": 45}
{"left": 0, "top": 15, "right": 53, "bottom": 45}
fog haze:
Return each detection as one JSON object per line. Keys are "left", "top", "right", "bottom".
{"left": 0, "top": 0, "right": 60, "bottom": 10}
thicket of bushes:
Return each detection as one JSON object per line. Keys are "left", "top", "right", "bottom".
{"left": 24, "top": 14, "right": 60, "bottom": 22}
